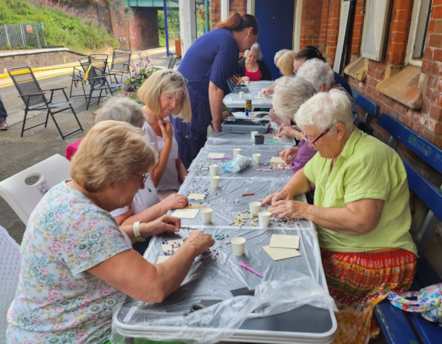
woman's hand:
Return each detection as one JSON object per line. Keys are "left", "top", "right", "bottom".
{"left": 241, "top": 76, "right": 250, "bottom": 83}
{"left": 159, "top": 120, "right": 174, "bottom": 143}
{"left": 162, "top": 194, "right": 188, "bottom": 211}
{"left": 280, "top": 147, "right": 298, "bottom": 164}
{"left": 139, "top": 214, "right": 180, "bottom": 238}
{"left": 262, "top": 188, "right": 294, "bottom": 206}
{"left": 278, "top": 124, "right": 302, "bottom": 139}
{"left": 183, "top": 230, "right": 215, "bottom": 256}
{"left": 271, "top": 200, "right": 309, "bottom": 219}
{"left": 269, "top": 108, "right": 282, "bottom": 124}
{"left": 263, "top": 84, "right": 274, "bottom": 97}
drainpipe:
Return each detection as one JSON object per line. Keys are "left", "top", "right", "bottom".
{"left": 205, "top": 0, "right": 209, "bottom": 33}
{"left": 163, "top": 0, "right": 172, "bottom": 56}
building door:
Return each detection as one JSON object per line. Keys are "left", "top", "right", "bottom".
{"left": 254, "top": 0, "right": 295, "bottom": 80}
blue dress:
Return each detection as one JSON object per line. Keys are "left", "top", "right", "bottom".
{"left": 172, "top": 28, "right": 239, "bottom": 168}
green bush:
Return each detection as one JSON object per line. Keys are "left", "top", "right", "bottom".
{"left": 0, "top": 0, "right": 118, "bottom": 52}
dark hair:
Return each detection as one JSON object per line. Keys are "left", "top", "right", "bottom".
{"left": 215, "top": 12, "right": 259, "bottom": 35}
{"left": 295, "top": 46, "right": 326, "bottom": 62}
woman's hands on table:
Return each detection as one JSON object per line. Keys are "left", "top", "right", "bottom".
{"left": 280, "top": 147, "right": 298, "bottom": 164}
{"left": 262, "top": 188, "right": 294, "bottom": 206}
{"left": 184, "top": 230, "right": 215, "bottom": 256}
{"left": 263, "top": 84, "right": 274, "bottom": 97}
{"left": 162, "top": 194, "right": 188, "bottom": 211}
{"left": 140, "top": 214, "right": 181, "bottom": 237}
{"left": 278, "top": 124, "right": 303, "bottom": 139}
{"left": 271, "top": 200, "right": 309, "bottom": 219}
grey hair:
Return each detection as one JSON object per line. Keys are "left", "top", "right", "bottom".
{"left": 295, "top": 89, "right": 355, "bottom": 133}
{"left": 95, "top": 97, "right": 146, "bottom": 128}
{"left": 244, "top": 43, "right": 263, "bottom": 60}
{"left": 272, "top": 76, "right": 317, "bottom": 120}
{"left": 274, "top": 49, "right": 291, "bottom": 66}
{"left": 296, "top": 58, "right": 334, "bottom": 91}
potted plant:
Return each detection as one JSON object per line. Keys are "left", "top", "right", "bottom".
{"left": 198, "top": 7, "right": 205, "bottom": 21}
{"left": 120, "top": 53, "right": 155, "bottom": 104}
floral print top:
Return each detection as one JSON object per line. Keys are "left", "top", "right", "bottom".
{"left": 7, "top": 181, "right": 132, "bottom": 344}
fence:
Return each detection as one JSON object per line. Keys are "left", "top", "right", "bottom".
{"left": 0, "top": 23, "right": 47, "bottom": 50}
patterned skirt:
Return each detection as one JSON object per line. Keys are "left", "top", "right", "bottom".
{"left": 321, "top": 248, "right": 417, "bottom": 344}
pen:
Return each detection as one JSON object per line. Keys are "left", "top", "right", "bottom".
{"left": 242, "top": 193, "right": 255, "bottom": 197}
{"left": 211, "top": 157, "right": 231, "bottom": 160}
{"left": 239, "top": 261, "right": 263, "bottom": 278}
{"left": 185, "top": 205, "right": 206, "bottom": 209}
{"left": 181, "top": 225, "right": 197, "bottom": 230}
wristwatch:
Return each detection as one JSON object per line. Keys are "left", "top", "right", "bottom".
{"left": 133, "top": 221, "right": 145, "bottom": 242}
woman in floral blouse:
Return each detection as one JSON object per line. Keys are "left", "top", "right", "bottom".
{"left": 7, "top": 120, "right": 214, "bottom": 344}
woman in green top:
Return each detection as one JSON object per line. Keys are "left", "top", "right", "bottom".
{"left": 263, "top": 90, "right": 417, "bottom": 344}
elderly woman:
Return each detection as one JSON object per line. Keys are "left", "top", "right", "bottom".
{"left": 94, "top": 98, "right": 188, "bottom": 238}
{"left": 263, "top": 91, "right": 417, "bottom": 344}
{"left": 7, "top": 121, "right": 214, "bottom": 344}
{"left": 138, "top": 69, "right": 190, "bottom": 200}
{"left": 238, "top": 43, "right": 272, "bottom": 82}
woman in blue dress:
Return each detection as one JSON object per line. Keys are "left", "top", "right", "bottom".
{"left": 171, "top": 12, "right": 259, "bottom": 168}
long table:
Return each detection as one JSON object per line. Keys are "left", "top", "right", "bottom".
{"left": 112, "top": 128, "right": 337, "bottom": 344}
{"left": 223, "top": 80, "right": 274, "bottom": 109}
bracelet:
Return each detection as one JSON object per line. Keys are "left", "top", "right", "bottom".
{"left": 133, "top": 221, "right": 145, "bottom": 242}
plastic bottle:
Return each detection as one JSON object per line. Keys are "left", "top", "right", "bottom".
{"left": 245, "top": 94, "right": 252, "bottom": 117}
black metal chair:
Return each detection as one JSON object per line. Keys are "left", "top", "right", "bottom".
{"left": 107, "top": 48, "right": 131, "bottom": 83}
{"left": 9, "top": 66, "right": 83, "bottom": 140}
{"left": 69, "top": 56, "right": 90, "bottom": 102}
{"left": 85, "top": 65, "right": 119, "bottom": 110}
{"left": 168, "top": 54, "right": 179, "bottom": 69}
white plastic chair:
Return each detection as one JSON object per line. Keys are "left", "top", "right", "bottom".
{"left": 0, "top": 154, "right": 71, "bottom": 225}
{"left": 0, "top": 225, "right": 21, "bottom": 343}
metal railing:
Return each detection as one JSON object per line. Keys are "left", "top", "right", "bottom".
{"left": 0, "top": 23, "right": 47, "bottom": 50}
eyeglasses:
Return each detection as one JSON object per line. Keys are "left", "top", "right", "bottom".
{"left": 293, "top": 69, "right": 297, "bottom": 75}
{"left": 133, "top": 173, "right": 147, "bottom": 188}
{"left": 160, "top": 70, "right": 188, "bottom": 84}
{"left": 303, "top": 126, "right": 333, "bottom": 148}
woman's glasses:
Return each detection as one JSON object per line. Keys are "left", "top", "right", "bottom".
{"left": 133, "top": 174, "right": 147, "bottom": 188}
{"left": 303, "top": 126, "right": 333, "bottom": 148}
{"left": 161, "top": 70, "right": 188, "bottom": 84}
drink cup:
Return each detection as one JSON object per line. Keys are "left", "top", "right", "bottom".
{"left": 231, "top": 237, "right": 246, "bottom": 256}
{"left": 249, "top": 201, "right": 261, "bottom": 215}
{"left": 239, "top": 91, "right": 244, "bottom": 99}
{"left": 200, "top": 208, "right": 213, "bottom": 224}
{"left": 210, "top": 176, "right": 220, "bottom": 188}
{"left": 233, "top": 148, "right": 241, "bottom": 158}
{"left": 244, "top": 80, "right": 249, "bottom": 86}
{"left": 252, "top": 153, "right": 261, "bottom": 164}
{"left": 258, "top": 211, "right": 271, "bottom": 228}
{"left": 251, "top": 131, "right": 259, "bottom": 140}
{"left": 257, "top": 90, "right": 263, "bottom": 97}
{"left": 209, "top": 164, "right": 218, "bottom": 176}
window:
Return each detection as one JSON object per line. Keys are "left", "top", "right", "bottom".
{"left": 406, "top": 0, "right": 432, "bottom": 66}
{"left": 361, "top": 0, "right": 392, "bottom": 61}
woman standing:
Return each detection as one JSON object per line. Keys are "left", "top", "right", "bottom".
{"left": 172, "top": 12, "right": 259, "bottom": 169}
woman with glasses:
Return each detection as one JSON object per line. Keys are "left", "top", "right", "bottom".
{"left": 263, "top": 90, "right": 417, "bottom": 344}
{"left": 172, "top": 12, "right": 259, "bottom": 169}
{"left": 93, "top": 97, "right": 189, "bottom": 254}
{"left": 7, "top": 121, "right": 214, "bottom": 344}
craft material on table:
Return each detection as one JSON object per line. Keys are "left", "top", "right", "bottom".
{"left": 156, "top": 256, "right": 171, "bottom": 264}
{"left": 207, "top": 153, "right": 226, "bottom": 159}
{"left": 242, "top": 193, "right": 255, "bottom": 197}
{"left": 185, "top": 205, "right": 206, "bottom": 209}
{"left": 270, "top": 157, "right": 285, "bottom": 163}
{"left": 270, "top": 234, "right": 300, "bottom": 249}
{"left": 262, "top": 245, "right": 301, "bottom": 261}
{"left": 239, "top": 261, "right": 263, "bottom": 278}
{"left": 273, "top": 162, "right": 291, "bottom": 170}
{"left": 161, "top": 239, "right": 184, "bottom": 255}
{"left": 186, "top": 192, "right": 208, "bottom": 201}
{"left": 172, "top": 208, "right": 199, "bottom": 219}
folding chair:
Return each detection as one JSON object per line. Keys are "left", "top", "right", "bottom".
{"left": 8, "top": 66, "right": 83, "bottom": 140}
{"left": 107, "top": 48, "right": 131, "bottom": 83}
{"left": 85, "top": 65, "right": 119, "bottom": 110}
{"left": 0, "top": 154, "right": 71, "bottom": 224}
{"left": 69, "top": 56, "right": 90, "bottom": 102}
{"left": 168, "top": 54, "right": 178, "bottom": 69}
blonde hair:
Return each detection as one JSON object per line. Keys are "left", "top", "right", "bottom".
{"left": 137, "top": 69, "right": 191, "bottom": 123}
{"left": 274, "top": 49, "right": 291, "bottom": 66}
{"left": 295, "top": 89, "right": 355, "bottom": 134}
{"left": 71, "top": 121, "right": 157, "bottom": 192}
{"left": 95, "top": 97, "right": 146, "bottom": 128}
{"left": 277, "top": 51, "right": 297, "bottom": 77}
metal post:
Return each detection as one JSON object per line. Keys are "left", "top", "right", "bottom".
{"left": 41, "top": 22, "right": 47, "bottom": 47}
{"left": 163, "top": 0, "right": 172, "bottom": 57}
{"left": 20, "top": 23, "right": 26, "bottom": 49}
{"left": 204, "top": 0, "right": 209, "bottom": 33}
{"left": 35, "top": 23, "right": 41, "bottom": 49}
{"left": 4, "top": 24, "right": 11, "bottom": 48}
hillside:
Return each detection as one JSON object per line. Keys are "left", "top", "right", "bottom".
{"left": 0, "top": 0, "right": 118, "bottom": 52}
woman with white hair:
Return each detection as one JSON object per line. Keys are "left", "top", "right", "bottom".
{"left": 239, "top": 43, "right": 272, "bottom": 82}
{"left": 263, "top": 90, "right": 417, "bottom": 344}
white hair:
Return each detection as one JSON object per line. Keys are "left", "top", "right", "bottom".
{"left": 296, "top": 58, "right": 334, "bottom": 91}
{"left": 244, "top": 43, "right": 263, "bottom": 60}
{"left": 295, "top": 89, "right": 355, "bottom": 134}
{"left": 95, "top": 97, "right": 146, "bottom": 128}
{"left": 272, "top": 76, "right": 317, "bottom": 120}
{"left": 274, "top": 49, "right": 291, "bottom": 66}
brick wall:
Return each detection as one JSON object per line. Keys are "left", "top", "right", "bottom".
{"left": 326, "top": 0, "right": 341, "bottom": 66}
{"left": 300, "top": 0, "right": 324, "bottom": 48}
{"left": 211, "top": 0, "right": 248, "bottom": 28}
{"left": 230, "top": 0, "right": 247, "bottom": 15}
{"left": 351, "top": 0, "right": 365, "bottom": 54}
{"left": 109, "top": 0, "right": 130, "bottom": 49}
{"left": 385, "top": 0, "right": 413, "bottom": 64}
{"left": 128, "top": 8, "right": 159, "bottom": 51}
{"left": 319, "top": 0, "right": 330, "bottom": 48}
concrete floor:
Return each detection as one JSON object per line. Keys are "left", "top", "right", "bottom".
{"left": 0, "top": 48, "right": 440, "bottom": 344}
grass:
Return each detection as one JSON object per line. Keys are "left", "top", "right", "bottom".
{"left": 0, "top": 0, "right": 118, "bottom": 52}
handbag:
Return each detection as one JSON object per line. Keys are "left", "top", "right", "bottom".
{"left": 388, "top": 283, "right": 442, "bottom": 327}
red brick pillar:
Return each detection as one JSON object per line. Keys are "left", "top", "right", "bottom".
{"left": 211, "top": 0, "right": 221, "bottom": 28}
{"left": 351, "top": 0, "right": 366, "bottom": 55}
{"left": 300, "top": 0, "right": 324, "bottom": 49}
{"left": 319, "top": 0, "right": 330, "bottom": 50}
{"left": 326, "top": 0, "right": 341, "bottom": 66}
{"left": 109, "top": 0, "right": 130, "bottom": 49}
{"left": 230, "top": 0, "right": 247, "bottom": 15}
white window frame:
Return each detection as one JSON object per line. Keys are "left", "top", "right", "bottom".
{"left": 293, "top": 0, "right": 302, "bottom": 52}
{"left": 361, "top": 0, "right": 392, "bottom": 61}
{"left": 405, "top": 0, "right": 432, "bottom": 67}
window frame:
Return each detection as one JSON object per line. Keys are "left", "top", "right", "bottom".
{"left": 360, "top": 0, "right": 392, "bottom": 61}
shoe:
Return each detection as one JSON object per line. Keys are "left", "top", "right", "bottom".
{"left": 0, "top": 121, "right": 8, "bottom": 130}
